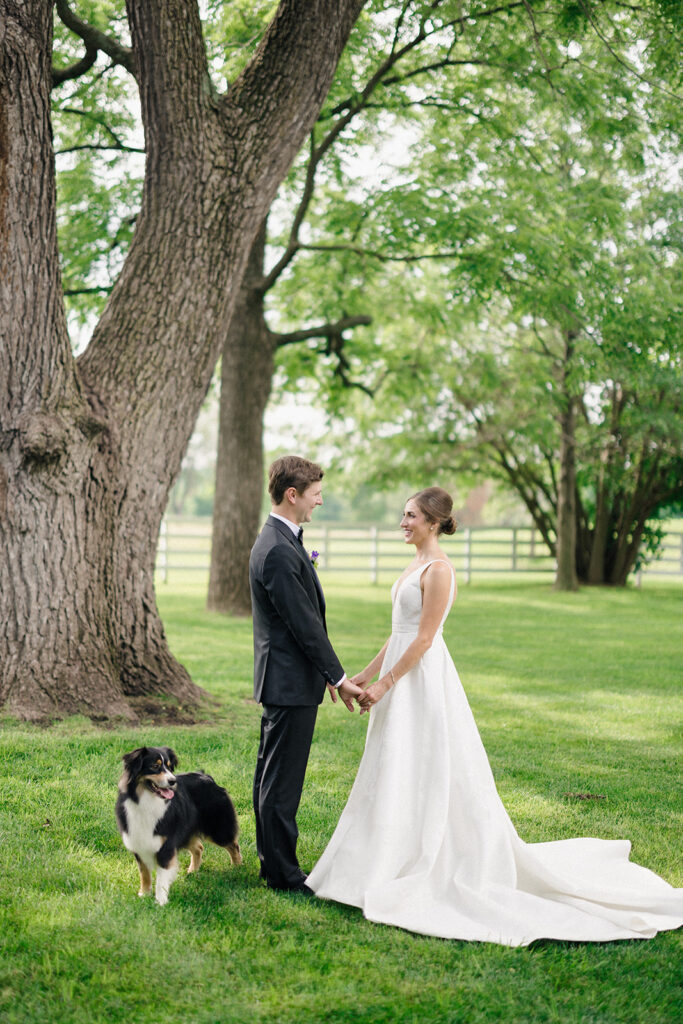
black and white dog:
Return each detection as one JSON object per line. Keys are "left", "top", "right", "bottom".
{"left": 116, "top": 746, "right": 242, "bottom": 905}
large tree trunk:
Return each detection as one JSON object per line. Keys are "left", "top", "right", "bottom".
{"left": 554, "top": 332, "right": 579, "bottom": 591}
{"left": 207, "top": 223, "right": 275, "bottom": 615}
{"left": 0, "top": 0, "right": 135, "bottom": 720}
{"left": 0, "top": 0, "right": 365, "bottom": 721}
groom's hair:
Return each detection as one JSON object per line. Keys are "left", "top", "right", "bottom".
{"left": 269, "top": 456, "right": 324, "bottom": 505}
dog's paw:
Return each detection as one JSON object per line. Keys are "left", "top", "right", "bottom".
{"left": 155, "top": 890, "right": 169, "bottom": 906}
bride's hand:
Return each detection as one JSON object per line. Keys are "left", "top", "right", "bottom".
{"left": 357, "top": 674, "right": 392, "bottom": 714}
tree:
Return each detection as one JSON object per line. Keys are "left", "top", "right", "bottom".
{"left": 208, "top": 0, "right": 579, "bottom": 612}
{"left": 207, "top": 0, "right": 478, "bottom": 613}
{"left": 207, "top": 216, "right": 372, "bottom": 613}
{"left": 0, "top": 0, "right": 365, "bottom": 721}
{"left": 209, "top": 0, "right": 683, "bottom": 605}
{"left": 273, "top": 4, "right": 682, "bottom": 588}
{"left": 317, "top": 184, "right": 682, "bottom": 586}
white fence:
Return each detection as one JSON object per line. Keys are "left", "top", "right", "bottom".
{"left": 157, "top": 519, "right": 683, "bottom": 584}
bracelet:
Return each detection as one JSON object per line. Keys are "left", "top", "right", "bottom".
{"left": 389, "top": 669, "right": 396, "bottom": 686}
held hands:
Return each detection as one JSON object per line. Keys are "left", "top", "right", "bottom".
{"left": 327, "top": 677, "right": 364, "bottom": 712}
{"left": 339, "top": 676, "right": 364, "bottom": 711}
{"left": 329, "top": 669, "right": 396, "bottom": 714}
{"left": 356, "top": 674, "right": 393, "bottom": 714}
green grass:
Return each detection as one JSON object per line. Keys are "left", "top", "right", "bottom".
{"left": 1, "top": 581, "right": 681, "bottom": 1024}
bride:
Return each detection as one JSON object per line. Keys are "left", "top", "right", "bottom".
{"left": 306, "top": 487, "right": 683, "bottom": 945}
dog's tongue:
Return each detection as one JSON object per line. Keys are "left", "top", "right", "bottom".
{"left": 159, "top": 788, "right": 175, "bottom": 800}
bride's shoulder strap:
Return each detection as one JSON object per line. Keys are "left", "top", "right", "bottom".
{"left": 419, "top": 560, "right": 456, "bottom": 607}
{"left": 419, "top": 558, "right": 454, "bottom": 580}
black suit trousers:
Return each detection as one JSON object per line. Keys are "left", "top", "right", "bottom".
{"left": 253, "top": 703, "right": 318, "bottom": 889}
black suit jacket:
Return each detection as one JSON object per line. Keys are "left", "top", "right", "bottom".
{"left": 249, "top": 516, "right": 344, "bottom": 706}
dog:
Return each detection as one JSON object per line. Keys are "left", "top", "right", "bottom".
{"left": 116, "top": 746, "right": 242, "bottom": 905}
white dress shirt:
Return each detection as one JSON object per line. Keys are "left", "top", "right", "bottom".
{"left": 269, "top": 512, "right": 301, "bottom": 537}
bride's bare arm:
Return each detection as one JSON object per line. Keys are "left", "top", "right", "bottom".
{"left": 350, "top": 640, "right": 389, "bottom": 688}
{"left": 357, "top": 562, "right": 453, "bottom": 711}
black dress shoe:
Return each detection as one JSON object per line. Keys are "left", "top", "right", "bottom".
{"left": 292, "top": 883, "right": 315, "bottom": 898}
{"left": 269, "top": 880, "right": 315, "bottom": 896}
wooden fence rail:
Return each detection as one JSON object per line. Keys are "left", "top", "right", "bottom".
{"left": 156, "top": 519, "right": 683, "bottom": 585}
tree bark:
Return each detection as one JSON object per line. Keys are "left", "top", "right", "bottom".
{"left": 207, "top": 223, "right": 275, "bottom": 616}
{"left": 0, "top": 0, "right": 134, "bottom": 720}
{"left": 607, "top": 444, "right": 660, "bottom": 585}
{"left": 586, "top": 458, "right": 612, "bottom": 584}
{"left": 206, "top": 216, "right": 372, "bottom": 614}
{"left": 554, "top": 332, "right": 579, "bottom": 591}
{"left": 586, "top": 383, "right": 625, "bottom": 584}
{"left": 0, "top": 0, "right": 365, "bottom": 721}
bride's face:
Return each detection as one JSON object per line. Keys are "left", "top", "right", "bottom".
{"left": 400, "top": 499, "right": 433, "bottom": 545}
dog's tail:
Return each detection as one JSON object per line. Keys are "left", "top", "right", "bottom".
{"left": 184, "top": 772, "right": 240, "bottom": 848}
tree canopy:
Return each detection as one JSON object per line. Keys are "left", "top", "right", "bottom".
{"left": 51, "top": 2, "right": 682, "bottom": 596}
{"left": 269, "top": 0, "right": 683, "bottom": 586}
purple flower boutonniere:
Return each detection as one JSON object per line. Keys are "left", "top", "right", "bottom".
{"left": 310, "top": 550, "right": 320, "bottom": 569}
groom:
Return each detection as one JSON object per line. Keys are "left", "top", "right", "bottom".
{"left": 249, "top": 455, "right": 361, "bottom": 893}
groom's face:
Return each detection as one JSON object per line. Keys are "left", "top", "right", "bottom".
{"left": 292, "top": 482, "right": 323, "bottom": 525}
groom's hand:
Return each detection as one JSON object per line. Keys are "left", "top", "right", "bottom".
{"left": 337, "top": 677, "right": 363, "bottom": 712}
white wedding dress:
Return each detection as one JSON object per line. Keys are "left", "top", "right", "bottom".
{"left": 307, "top": 561, "right": 683, "bottom": 945}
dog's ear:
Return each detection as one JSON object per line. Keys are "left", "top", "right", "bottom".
{"left": 163, "top": 747, "right": 178, "bottom": 771}
{"left": 122, "top": 747, "right": 147, "bottom": 773}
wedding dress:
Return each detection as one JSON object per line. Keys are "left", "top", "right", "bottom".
{"left": 307, "top": 561, "right": 683, "bottom": 945}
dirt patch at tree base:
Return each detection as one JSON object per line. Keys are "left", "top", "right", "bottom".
{"left": 124, "top": 695, "right": 209, "bottom": 727}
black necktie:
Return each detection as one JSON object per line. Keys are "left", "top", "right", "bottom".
{"left": 297, "top": 527, "right": 304, "bottom": 544}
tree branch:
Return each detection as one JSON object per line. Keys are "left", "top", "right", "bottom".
{"left": 260, "top": 133, "right": 316, "bottom": 292}
{"left": 275, "top": 314, "right": 374, "bottom": 395}
{"left": 126, "top": 0, "right": 212, "bottom": 151}
{"left": 55, "top": 142, "right": 145, "bottom": 156}
{"left": 381, "top": 55, "right": 519, "bottom": 88}
{"left": 299, "top": 242, "right": 462, "bottom": 263}
{"left": 225, "top": 0, "right": 367, "bottom": 160}
{"left": 520, "top": 0, "right": 557, "bottom": 84}
{"left": 491, "top": 442, "right": 557, "bottom": 554}
{"left": 390, "top": 1, "right": 413, "bottom": 57}
{"left": 328, "top": 0, "right": 527, "bottom": 117}
{"left": 576, "top": 0, "right": 682, "bottom": 102}
{"left": 52, "top": 44, "right": 98, "bottom": 88}
{"left": 54, "top": 0, "right": 136, "bottom": 80}
{"left": 274, "top": 314, "right": 372, "bottom": 347}
{"left": 63, "top": 285, "right": 113, "bottom": 296}
{"left": 52, "top": 106, "right": 140, "bottom": 152}
{"left": 260, "top": 2, "right": 527, "bottom": 297}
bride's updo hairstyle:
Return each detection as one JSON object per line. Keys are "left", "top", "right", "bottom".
{"left": 411, "top": 487, "right": 457, "bottom": 536}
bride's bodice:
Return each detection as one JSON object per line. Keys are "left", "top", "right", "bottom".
{"left": 391, "top": 560, "right": 455, "bottom": 635}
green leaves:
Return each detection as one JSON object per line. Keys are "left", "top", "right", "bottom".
{"left": 53, "top": 0, "right": 142, "bottom": 326}
{"left": 49, "top": 0, "right": 681, "bottom": 580}
{"left": 262, "top": 2, "right": 683, "bottom": 582}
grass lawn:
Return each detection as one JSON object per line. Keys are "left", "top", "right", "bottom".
{"left": 0, "top": 580, "right": 681, "bottom": 1024}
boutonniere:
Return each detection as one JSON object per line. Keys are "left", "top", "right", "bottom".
{"left": 310, "top": 550, "right": 320, "bottom": 569}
